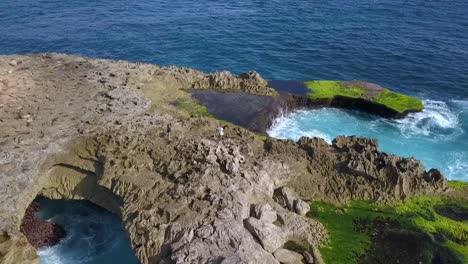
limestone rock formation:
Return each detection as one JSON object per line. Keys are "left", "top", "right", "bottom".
{"left": 245, "top": 217, "right": 286, "bottom": 253}
{"left": 0, "top": 54, "right": 448, "bottom": 264}
{"left": 294, "top": 200, "right": 310, "bottom": 216}
{"left": 273, "top": 248, "right": 304, "bottom": 264}
{"left": 191, "top": 70, "right": 276, "bottom": 96}
{"left": 253, "top": 202, "right": 277, "bottom": 223}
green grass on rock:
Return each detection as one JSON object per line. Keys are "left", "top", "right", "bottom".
{"left": 311, "top": 196, "right": 468, "bottom": 264}
{"left": 374, "top": 89, "right": 424, "bottom": 113}
{"left": 305, "top": 80, "right": 424, "bottom": 113}
{"left": 305, "top": 81, "right": 367, "bottom": 100}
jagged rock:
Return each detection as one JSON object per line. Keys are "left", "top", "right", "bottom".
{"left": 273, "top": 187, "right": 298, "bottom": 211}
{"left": 220, "top": 255, "right": 244, "bottom": 264}
{"left": 20, "top": 201, "right": 66, "bottom": 249}
{"left": 195, "top": 225, "right": 213, "bottom": 239}
{"left": 273, "top": 249, "right": 304, "bottom": 264}
{"left": 0, "top": 54, "right": 447, "bottom": 264}
{"left": 253, "top": 202, "right": 277, "bottom": 223}
{"left": 294, "top": 199, "right": 310, "bottom": 216}
{"left": 191, "top": 70, "right": 276, "bottom": 96}
{"left": 245, "top": 217, "right": 286, "bottom": 253}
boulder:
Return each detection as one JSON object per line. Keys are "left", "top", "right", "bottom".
{"left": 273, "top": 187, "right": 297, "bottom": 211}
{"left": 303, "top": 251, "right": 314, "bottom": 264}
{"left": 273, "top": 249, "right": 304, "bottom": 264}
{"left": 245, "top": 217, "right": 286, "bottom": 253}
{"left": 253, "top": 202, "right": 277, "bottom": 223}
{"left": 294, "top": 200, "right": 310, "bottom": 216}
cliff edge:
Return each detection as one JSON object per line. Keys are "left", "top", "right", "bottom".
{"left": 0, "top": 54, "right": 447, "bottom": 264}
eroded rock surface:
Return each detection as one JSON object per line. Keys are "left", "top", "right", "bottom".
{"left": 0, "top": 54, "right": 447, "bottom": 264}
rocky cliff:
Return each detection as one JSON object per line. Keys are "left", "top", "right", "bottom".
{"left": 0, "top": 54, "right": 447, "bottom": 264}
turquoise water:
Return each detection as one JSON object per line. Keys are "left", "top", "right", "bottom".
{"left": 268, "top": 100, "right": 468, "bottom": 181}
{"left": 1, "top": 0, "right": 468, "bottom": 261}
{"left": 36, "top": 198, "right": 140, "bottom": 264}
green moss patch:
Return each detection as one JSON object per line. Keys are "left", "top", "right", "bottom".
{"left": 305, "top": 80, "right": 424, "bottom": 113}
{"left": 176, "top": 97, "right": 213, "bottom": 118}
{"left": 311, "top": 196, "right": 468, "bottom": 264}
{"left": 374, "top": 89, "right": 424, "bottom": 113}
{"left": 305, "top": 81, "right": 367, "bottom": 100}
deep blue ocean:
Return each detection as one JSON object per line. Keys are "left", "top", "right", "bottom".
{"left": 1, "top": 0, "right": 467, "bottom": 263}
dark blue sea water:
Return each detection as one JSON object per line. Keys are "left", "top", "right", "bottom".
{"left": 1, "top": 0, "right": 467, "bottom": 262}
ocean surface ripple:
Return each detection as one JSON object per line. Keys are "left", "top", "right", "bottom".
{"left": 1, "top": 0, "right": 467, "bottom": 262}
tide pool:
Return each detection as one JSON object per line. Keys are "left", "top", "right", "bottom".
{"left": 268, "top": 100, "right": 468, "bottom": 181}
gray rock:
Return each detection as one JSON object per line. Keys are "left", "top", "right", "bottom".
{"left": 274, "top": 187, "right": 298, "bottom": 211}
{"left": 273, "top": 249, "right": 304, "bottom": 264}
{"left": 311, "top": 246, "right": 324, "bottom": 264}
{"left": 245, "top": 217, "right": 286, "bottom": 253}
{"left": 303, "top": 251, "right": 314, "bottom": 264}
{"left": 220, "top": 255, "right": 244, "bottom": 264}
{"left": 217, "top": 208, "right": 234, "bottom": 219}
{"left": 253, "top": 202, "right": 277, "bottom": 223}
{"left": 294, "top": 199, "right": 310, "bottom": 216}
{"left": 195, "top": 225, "right": 213, "bottom": 239}
{"left": 9, "top": 60, "right": 20, "bottom": 66}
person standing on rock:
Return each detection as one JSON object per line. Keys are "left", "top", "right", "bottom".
{"left": 217, "top": 126, "right": 224, "bottom": 138}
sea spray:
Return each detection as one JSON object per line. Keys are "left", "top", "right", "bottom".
{"left": 268, "top": 100, "right": 468, "bottom": 181}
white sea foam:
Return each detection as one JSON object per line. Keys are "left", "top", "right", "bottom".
{"left": 395, "top": 100, "right": 460, "bottom": 137}
{"left": 267, "top": 110, "right": 333, "bottom": 143}
{"left": 267, "top": 99, "right": 467, "bottom": 181}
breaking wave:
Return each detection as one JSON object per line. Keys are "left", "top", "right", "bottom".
{"left": 268, "top": 100, "right": 468, "bottom": 181}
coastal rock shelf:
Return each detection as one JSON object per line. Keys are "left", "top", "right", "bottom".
{"left": 269, "top": 80, "right": 424, "bottom": 119}
{"left": 0, "top": 54, "right": 457, "bottom": 264}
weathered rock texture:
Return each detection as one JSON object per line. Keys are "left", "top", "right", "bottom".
{"left": 0, "top": 54, "right": 447, "bottom": 264}
{"left": 20, "top": 202, "right": 66, "bottom": 249}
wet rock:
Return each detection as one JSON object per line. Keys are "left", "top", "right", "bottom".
{"left": 253, "top": 202, "right": 277, "bottom": 223}
{"left": 273, "top": 248, "right": 304, "bottom": 264}
{"left": 20, "top": 201, "right": 66, "bottom": 248}
{"left": 245, "top": 217, "right": 286, "bottom": 253}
